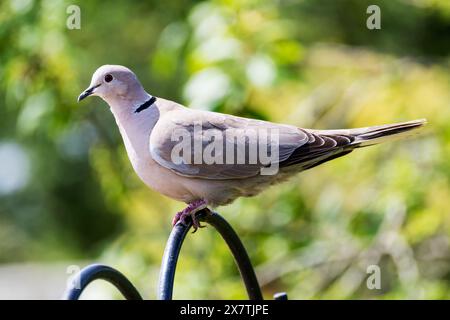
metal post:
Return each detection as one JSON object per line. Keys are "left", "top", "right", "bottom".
{"left": 158, "top": 209, "right": 263, "bottom": 300}
{"left": 63, "top": 210, "right": 285, "bottom": 300}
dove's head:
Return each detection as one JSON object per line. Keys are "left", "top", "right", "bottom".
{"left": 78, "top": 65, "right": 148, "bottom": 105}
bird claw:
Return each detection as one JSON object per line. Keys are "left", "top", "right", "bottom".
{"left": 172, "top": 199, "right": 208, "bottom": 232}
{"left": 189, "top": 214, "right": 206, "bottom": 233}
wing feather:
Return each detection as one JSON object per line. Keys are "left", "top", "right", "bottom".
{"left": 150, "top": 109, "right": 309, "bottom": 179}
{"left": 150, "top": 108, "right": 358, "bottom": 179}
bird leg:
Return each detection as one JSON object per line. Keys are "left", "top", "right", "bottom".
{"left": 172, "top": 199, "right": 208, "bottom": 232}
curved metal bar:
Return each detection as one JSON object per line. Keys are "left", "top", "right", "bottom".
{"left": 203, "top": 212, "right": 263, "bottom": 300}
{"left": 274, "top": 292, "right": 288, "bottom": 300}
{"left": 63, "top": 264, "right": 143, "bottom": 300}
{"left": 157, "top": 217, "right": 192, "bottom": 300}
{"left": 158, "top": 209, "right": 263, "bottom": 300}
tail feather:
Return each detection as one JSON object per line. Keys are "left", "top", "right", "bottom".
{"left": 281, "top": 119, "right": 426, "bottom": 170}
{"left": 353, "top": 119, "right": 427, "bottom": 147}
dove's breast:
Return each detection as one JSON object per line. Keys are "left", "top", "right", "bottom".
{"left": 114, "top": 114, "right": 196, "bottom": 203}
{"left": 112, "top": 101, "right": 274, "bottom": 206}
{"left": 121, "top": 126, "right": 252, "bottom": 206}
{"left": 128, "top": 140, "right": 243, "bottom": 205}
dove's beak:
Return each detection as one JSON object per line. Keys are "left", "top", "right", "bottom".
{"left": 78, "top": 84, "right": 101, "bottom": 102}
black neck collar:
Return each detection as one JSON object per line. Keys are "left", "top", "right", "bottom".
{"left": 134, "top": 96, "right": 157, "bottom": 113}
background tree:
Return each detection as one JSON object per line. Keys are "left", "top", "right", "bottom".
{"left": 0, "top": 0, "right": 449, "bottom": 299}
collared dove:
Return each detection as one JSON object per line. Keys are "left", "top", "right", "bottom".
{"left": 79, "top": 65, "right": 426, "bottom": 230}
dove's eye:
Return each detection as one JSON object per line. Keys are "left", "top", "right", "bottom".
{"left": 104, "top": 74, "right": 113, "bottom": 83}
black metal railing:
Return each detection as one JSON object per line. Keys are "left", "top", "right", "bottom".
{"left": 63, "top": 209, "right": 287, "bottom": 300}
{"left": 62, "top": 264, "right": 143, "bottom": 300}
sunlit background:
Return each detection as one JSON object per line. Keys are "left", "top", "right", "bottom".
{"left": 0, "top": 0, "right": 449, "bottom": 299}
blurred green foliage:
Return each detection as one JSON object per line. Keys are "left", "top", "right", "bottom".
{"left": 0, "top": 0, "right": 449, "bottom": 299}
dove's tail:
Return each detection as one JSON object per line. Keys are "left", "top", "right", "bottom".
{"left": 350, "top": 119, "right": 427, "bottom": 147}
{"left": 290, "top": 119, "right": 427, "bottom": 171}
{"left": 313, "top": 119, "right": 427, "bottom": 148}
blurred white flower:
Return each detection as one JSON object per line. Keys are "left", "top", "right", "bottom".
{"left": 0, "top": 142, "right": 30, "bottom": 195}
{"left": 246, "top": 54, "right": 276, "bottom": 87}
{"left": 184, "top": 68, "right": 230, "bottom": 110}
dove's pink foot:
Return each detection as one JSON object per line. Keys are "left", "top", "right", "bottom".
{"left": 172, "top": 199, "right": 208, "bottom": 232}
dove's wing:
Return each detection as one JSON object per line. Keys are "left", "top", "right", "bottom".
{"left": 149, "top": 107, "right": 362, "bottom": 179}
{"left": 150, "top": 108, "right": 312, "bottom": 179}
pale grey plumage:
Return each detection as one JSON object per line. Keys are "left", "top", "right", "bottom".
{"left": 150, "top": 107, "right": 310, "bottom": 179}
{"left": 79, "top": 65, "right": 426, "bottom": 208}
